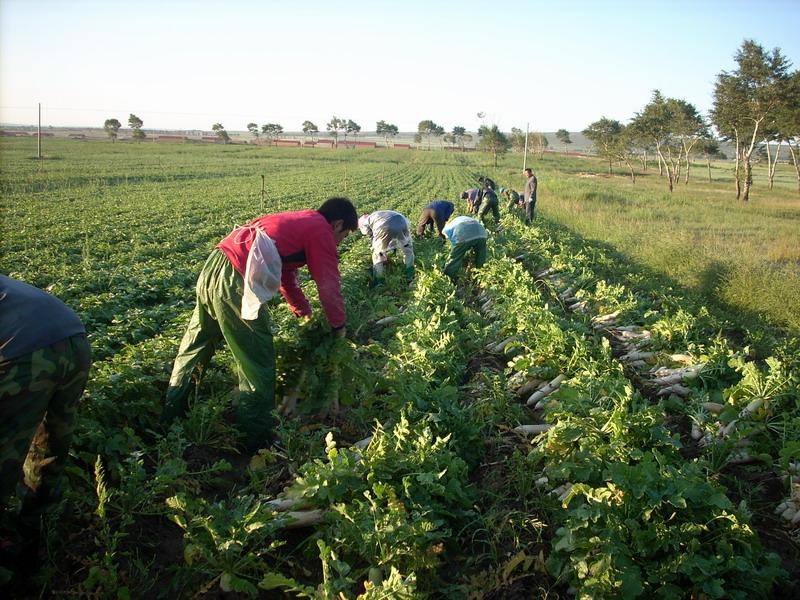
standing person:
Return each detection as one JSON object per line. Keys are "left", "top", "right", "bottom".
{"left": 415, "top": 199, "right": 455, "bottom": 239}
{"left": 0, "top": 275, "right": 92, "bottom": 582}
{"left": 162, "top": 197, "right": 358, "bottom": 453}
{"left": 460, "top": 188, "right": 481, "bottom": 214}
{"left": 358, "top": 210, "right": 415, "bottom": 284}
{"left": 522, "top": 168, "right": 538, "bottom": 225}
{"left": 441, "top": 216, "right": 489, "bottom": 280}
{"left": 476, "top": 183, "right": 501, "bottom": 225}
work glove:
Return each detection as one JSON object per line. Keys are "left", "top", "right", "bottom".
{"left": 333, "top": 326, "right": 347, "bottom": 339}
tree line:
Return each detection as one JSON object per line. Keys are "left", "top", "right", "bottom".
{"left": 582, "top": 39, "right": 799, "bottom": 200}
{"left": 101, "top": 40, "right": 797, "bottom": 200}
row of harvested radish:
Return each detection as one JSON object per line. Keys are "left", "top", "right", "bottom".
{"left": 496, "top": 265, "right": 799, "bottom": 531}
{"left": 774, "top": 482, "right": 800, "bottom": 525}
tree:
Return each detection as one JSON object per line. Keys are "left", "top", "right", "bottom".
{"left": 583, "top": 119, "right": 637, "bottom": 183}
{"left": 771, "top": 69, "right": 800, "bottom": 194}
{"left": 376, "top": 120, "right": 399, "bottom": 147}
{"left": 345, "top": 119, "right": 361, "bottom": 145}
{"left": 327, "top": 116, "right": 345, "bottom": 147}
{"left": 671, "top": 98, "right": 708, "bottom": 184}
{"left": 583, "top": 117, "right": 624, "bottom": 174}
{"left": 529, "top": 132, "right": 549, "bottom": 158}
{"left": 629, "top": 91, "right": 705, "bottom": 192}
{"left": 261, "top": 123, "right": 283, "bottom": 145}
{"left": 555, "top": 129, "right": 572, "bottom": 152}
{"left": 212, "top": 123, "right": 230, "bottom": 144}
{"left": 247, "top": 123, "right": 260, "bottom": 139}
{"left": 302, "top": 120, "right": 319, "bottom": 143}
{"left": 452, "top": 126, "right": 470, "bottom": 151}
{"left": 711, "top": 39, "right": 792, "bottom": 201}
{"left": 510, "top": 127, "right": 526, "bottom": 152}
{"left": 477, "top": 125, "right": 510, "bottom": 167}
{"left": 104, "top": 118, "right": 121, "bottom": 142}
{"left": 696, "top": 138, "right": 726, "bottom": 183}
{"left": 417, "top": 120, "right": 444, "bottom": 150}
{"left": 128, "top": 113, "right": 145, "bottom": 141}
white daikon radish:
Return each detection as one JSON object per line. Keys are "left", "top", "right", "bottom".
{"left": 656, "top": 383, "right": 692, "bottom": 397}
{"left": 353, "top": 436, "right": 373, "bottom": 450}
{"left": 702, "top": 402, "right": 724, "bottom": 414}
{"left": 282, "top": 509, "right": 325, "bottom": 528}
{"left": 512, "top": 424, "right": 553, "bottom": 435}
{"left": 592, "top": 311, "right": 620, "bottom": 324}
{"left": 375, "top": 315, "right": 399, "bottom": 326}
{"left": 739, "top": 398, "right": 764, "bottom": 418}
{"left": 526, "top": 374, "right": 565, "bottom": 406}
{"left": 620, "top": 350, "right": 655, "bottom": 363}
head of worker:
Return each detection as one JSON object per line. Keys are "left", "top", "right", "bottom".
{"left": 318, "top": 197, "right": 359, "bottom": 244}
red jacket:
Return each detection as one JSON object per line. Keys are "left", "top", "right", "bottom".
{"left": 218, "top": 210, "right": 346, "bottom": 328}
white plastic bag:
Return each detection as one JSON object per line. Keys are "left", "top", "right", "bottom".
{"left": 241, "top": 227, "right": 282, "bottom": 320}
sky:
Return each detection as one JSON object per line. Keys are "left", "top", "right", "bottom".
{"left": 1, "top": 0, "right": 798, "bottom": 134}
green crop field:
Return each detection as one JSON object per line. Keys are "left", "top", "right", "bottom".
{"left": 1, "top": 137, "right": 799, "bottom": 599}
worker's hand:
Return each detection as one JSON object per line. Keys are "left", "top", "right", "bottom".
{"left": 333, "top": 326, "right": 347, "bottom": 339}
{"left": 298, "top": 314, "right": 313, "bottom": 326}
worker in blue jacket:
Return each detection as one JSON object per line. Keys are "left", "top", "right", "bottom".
{"left": 415, "top": 200, "right": 455, "bottom": 239}
{"left": 441, "top": 216, "right": 488, "bottom": 280}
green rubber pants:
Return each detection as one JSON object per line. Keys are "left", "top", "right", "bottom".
{"left": 164, "top": 249, "right": 275, "bottom": 452}
{"left": 443, "top": 238, "right": 487, "bottom": 280}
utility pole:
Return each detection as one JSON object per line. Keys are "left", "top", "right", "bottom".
{"left": 261, "top": 175, "right": 266, "bottom": 213}
{"left": 523, "top": 122, "right": 529, "bottom": 171}
{"left": 38, "top": 103, "right": 42, "bottom": 160}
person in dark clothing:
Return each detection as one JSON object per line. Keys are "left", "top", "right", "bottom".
{"left": 499, "top": 187, "right": 523, "bottom": 211}
{"left": 415, "top": 200, "right": 455, "bottom": 239}
{"left": 460, "top": 188, "right": 481, "bottom": 214}
{"left": 522, "top": 168, "right": 538, "bottom": 224}
{"left": 477, "top": 175, "right": 496, "bottom": 190}
{"left": 0, "top": 275, "right": 92, "bottom": 586}
{"left": 476, "top": 183, "right": 501, "bottom": 225}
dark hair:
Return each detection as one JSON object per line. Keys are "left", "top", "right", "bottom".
{"left": 460, "top": 191, "right": 468, "bottom": 200}
{"left": 318, "top": 197, "right": 358, "bottom": 230}
{"left": 523, "top": 168, "right": 533, "bottom": 175}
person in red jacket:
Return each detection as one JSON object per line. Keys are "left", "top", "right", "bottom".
{"left": 162, "top": 197, "right": 358, "bottom": 452}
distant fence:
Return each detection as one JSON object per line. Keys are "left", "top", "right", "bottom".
{"left": 0, "top": 129, "right": 418, "bottom": 150}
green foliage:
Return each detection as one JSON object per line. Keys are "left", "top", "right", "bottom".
{"left": 1, "top": 139, "right": 797, "bottom": 598}
{"left": 477, "top": 124, "right": 510, "bottom": 166}
{"left": 550, "top": 455, "right": 784, "bottom": 599}
{"left": 166, "top": 493, "right": 287, "bottom": 597}
{"left": 103, "top": 118, "right": 121, "bottom": 141}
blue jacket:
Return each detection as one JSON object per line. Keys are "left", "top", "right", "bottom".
{"left": 426, "top": 200, "right": 455, "bottom": 222}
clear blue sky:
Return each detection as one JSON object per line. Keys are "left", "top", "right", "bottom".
{"left": 1, "top": 0, "right": 798, "bottom": 133}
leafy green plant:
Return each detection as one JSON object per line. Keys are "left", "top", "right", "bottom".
{"left": 165, "top": 492, "right": 288, "bottom": 597}
{"left": 550, "top": 453, "right": 785, "bottom": 599}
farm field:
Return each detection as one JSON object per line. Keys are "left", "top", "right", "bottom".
{"left": 1, "top": 137, "right": 799, "bottom": 599}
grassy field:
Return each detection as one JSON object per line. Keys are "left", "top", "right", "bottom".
{"left": 470, "top": 150, "right": 800, "bottom": 342}
{"left": 1, "top": 137, "right": 798, "bottom": 598}
{"left": 4, "top": 139, "right": 798, "bottom": 342}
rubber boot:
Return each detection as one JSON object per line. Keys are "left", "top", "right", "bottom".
{"left": 405, "top": 265, "right": 415, "bottom": 281}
